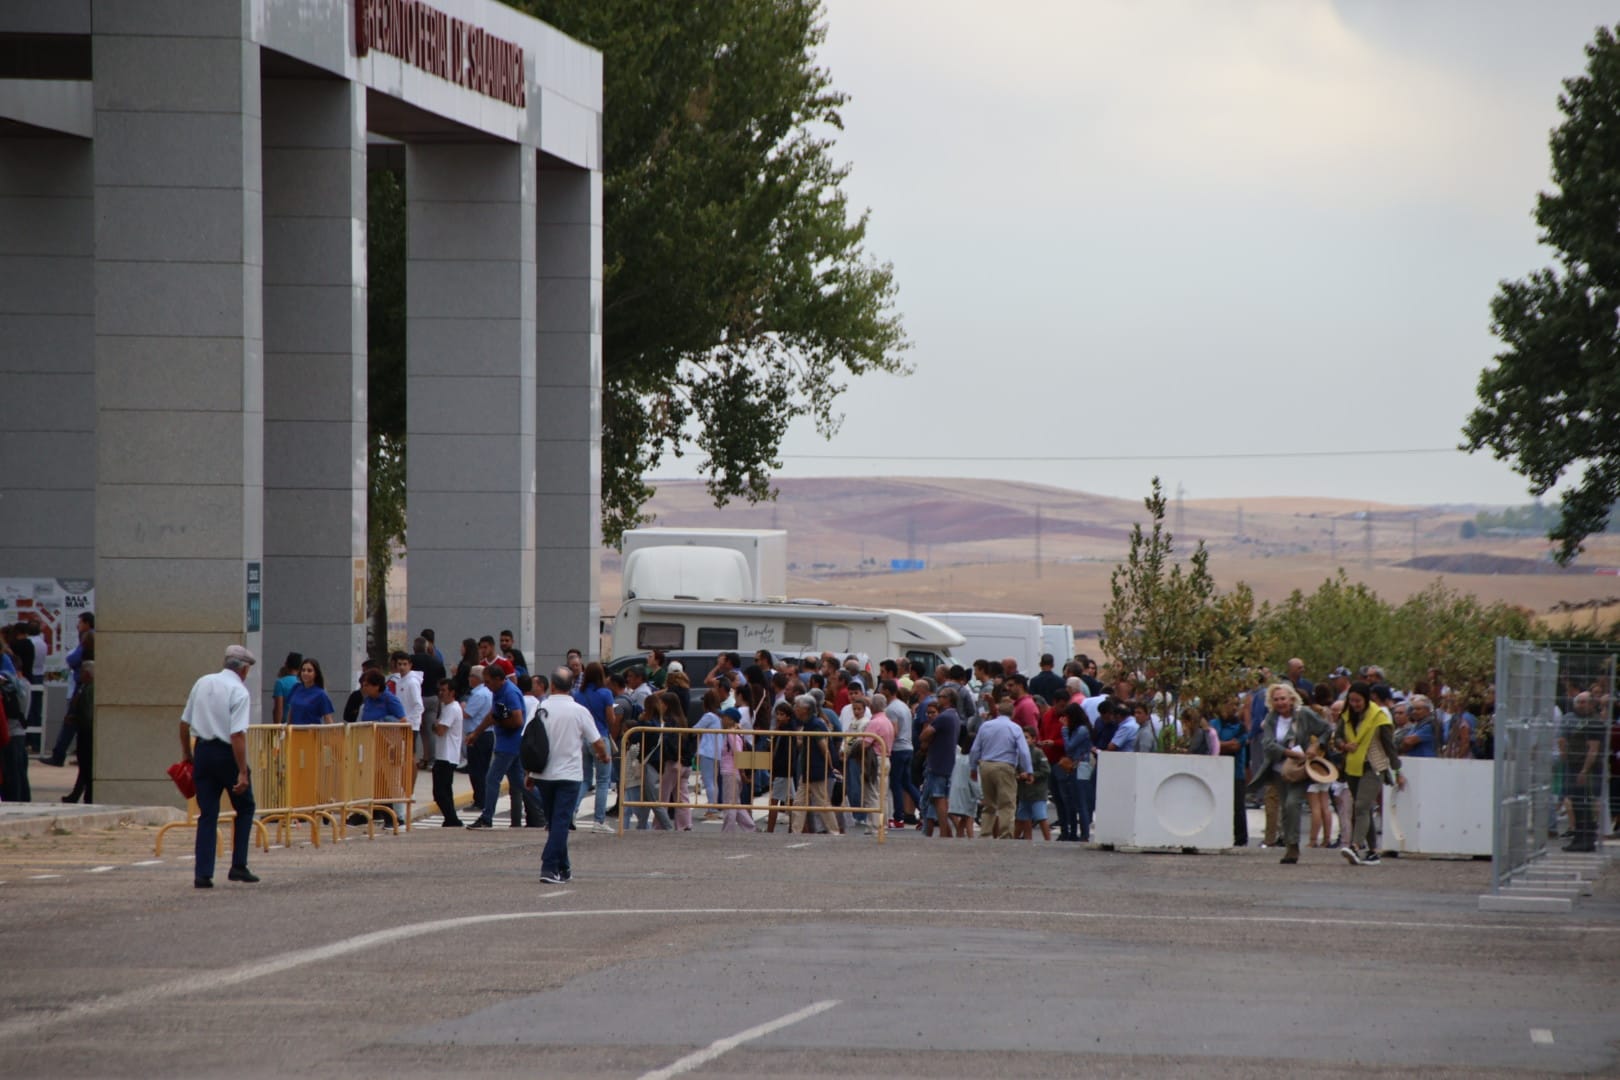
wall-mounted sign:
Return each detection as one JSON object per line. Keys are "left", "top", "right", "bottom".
{"left": 246, "top": 561, "right": 262, "bottom": 633}
{"left": 354, "top": 0, "right": 527, "bottom": 107}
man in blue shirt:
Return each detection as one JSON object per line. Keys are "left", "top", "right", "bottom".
{"left": 358, "top": 670, "right": 405, "bottom": 722}
{"left": 1398, "top": 695, "right": 1439, "bottom": 758}
{"left": 968, "top": 699, "right": 1034, "bottom": 839}
{"left": 466, "top": 661, "right": 542, "bottom": 829}
{"left": 462, "top": 666, "right": 493, "bottom": 811}
{"left": 1107, "top": 704, "right": 1140, "bottom": 752}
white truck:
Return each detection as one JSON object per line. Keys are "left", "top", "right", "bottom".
{"left": 921, "top": 611, "right": 1044, "bottom": 675}
{"left": 612, "top": 529, "right": 963, "bottom": 671}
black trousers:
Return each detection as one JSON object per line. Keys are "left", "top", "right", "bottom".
{"left": 0, "top": 738, "right": 30, "bottom": 802}
{"left": 467, "top": 728, "right": 493, "bottom": 809}
{"left": 193, "top": 739, "right": 254, "bottom": 881}
{"left": 1232, "top": 765, "right": 1248, "bottom": 845}
{"left": 67, "top": 728, "right": 93, "bottom": 802}
{"left": 432, "top": 759, "right": 461, "bottom": 824}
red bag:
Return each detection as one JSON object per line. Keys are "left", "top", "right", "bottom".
{"left": 167, "top": 760, "right": 196, "bottom": 799}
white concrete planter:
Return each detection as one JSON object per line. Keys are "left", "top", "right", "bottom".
{"left": 1093, "top": 751, "right": 1234, "bottom": 850}
{"left": 1384, "top": 757, "right": 1493, "bottom": 857}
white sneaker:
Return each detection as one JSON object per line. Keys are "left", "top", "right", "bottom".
{"left": 592, "top": 821, "right": 615, "bottom": 834}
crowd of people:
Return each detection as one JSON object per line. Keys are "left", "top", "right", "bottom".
{"left": 4, "top": 621, "right": 1616, "bottom": 873}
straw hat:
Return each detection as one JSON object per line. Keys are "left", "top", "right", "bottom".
{"left": 1306, "top": 757, "right": 1339, "bottom": 784}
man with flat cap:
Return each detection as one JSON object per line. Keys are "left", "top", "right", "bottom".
{"left": 179, "top": 644, "right": 261, "bottom": 888}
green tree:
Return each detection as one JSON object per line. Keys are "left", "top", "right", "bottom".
{"left": 1463, "top": 25, "right": 1620, "bottom": 563}
{"left": 1258, "top": 571, "right": 1391, "bottom": 679}
{"left": 367, "top": 169, "right": 407, "bottom": 660}
{"left": 511, "top": 0, "right": 908, "bottom": 543}
{"left": 1101, "top": 477, "right": 1267, "bottom": 744}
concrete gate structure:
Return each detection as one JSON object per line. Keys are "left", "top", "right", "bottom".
{"left": 0, "top": 0, "right": 603, "bottom": 805}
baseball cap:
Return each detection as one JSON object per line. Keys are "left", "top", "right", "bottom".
{"left": 667, "top": 660, "right": 684, "bottom": 673}
{"left": 224, "top": 644, "right": 258, "bottom": 665}
{"left": 721, "top": 707, "right": 742, "bottom": 721}
{"left": 1330, "top": 666, "right": 1352, "bottom": 679}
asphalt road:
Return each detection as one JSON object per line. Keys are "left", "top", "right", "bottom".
{"left": 3, "top": 810, "right": 1618, "bottom": 1079}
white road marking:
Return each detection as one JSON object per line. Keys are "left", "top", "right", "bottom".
{"left": 725, "top": 853, "right": 753, "bottom": 860}
{"left": 636, "top": 999, "right": 840, "bottom": 1080}
{"left": 1531, "top": 1028, "right": 1555, "bottom": 1045}
{"left": 28, "top": 874, "right": 62, "bottom": 881}
{"left": 131, "top": 859, "right": 163, "bottom": 867}
{"left": 0, "top": 904, "right": 1611, "bottom": 1043}
{"left": 786, "top": 842, "right": 811, "bottom": 849}
{"left": 87, "top": 866, "right": 115, "bottom": 873}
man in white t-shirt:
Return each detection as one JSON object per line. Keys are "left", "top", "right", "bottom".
{"left": 531, "top": 667, "right": 609, "bottom": 884}
{"left": 430, "top": 679, "right": 465, "bottom": 827}
{"left": 388, "top": 650, "right": 425, "bottom": 767}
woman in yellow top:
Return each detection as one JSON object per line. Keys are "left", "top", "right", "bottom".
{"left": 1331, "top": 680, "right": 1404, "bottom": 866}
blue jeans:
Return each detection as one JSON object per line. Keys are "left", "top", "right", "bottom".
{"left": 535, "top": 779, "right": 581, "bottom": 877}
{"left": 478, "top": 750, "right": 540, "bottom": 826}
{"left": 590, "top": 756, "right": 613, "bottom": 824}
{"left": 889, "top": 750, "right": 920, "bottom": 821}
{"left": 641, "top": 762, "right": 671, "bottom": 830}
{"left": 193, "top": 739, "right": 255, "bottom": 881}
{"left": 698, "top": 754, "right": 719, "bottom": 809}
{"left": 1055, "top": 771, "right": 1089, "bottom": 840}
{"left": 846, "top": 758, "right": 863, "bottom": 824}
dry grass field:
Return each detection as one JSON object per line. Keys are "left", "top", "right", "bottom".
{"left": 599, "top": 477, "right": 1620, "bottom": 656}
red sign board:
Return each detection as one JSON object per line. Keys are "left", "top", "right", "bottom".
{"left": 355, "top": 0, "right": 526, "bottom": 108}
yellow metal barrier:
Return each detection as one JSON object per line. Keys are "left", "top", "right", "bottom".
{"left": 155, "top": 722, "right": 417, "bottom": 855}
{"left": 615, "top": 725, "right": 888, "bottom": 843}
{"left": 154, "top": 795, "right": 271, "bottom": 857}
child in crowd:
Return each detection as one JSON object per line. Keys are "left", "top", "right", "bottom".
{"left": 1015, "top": 726, "right": 1053, "bottom": 841}
{"left": 718, "top": 707, "right": 756, "bottom": 833}
{"left": 948, "top": 728, "right": 981, "bottom": 838}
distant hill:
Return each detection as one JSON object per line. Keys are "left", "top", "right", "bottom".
{"left": 600, "top": 477, "right": 1619, "bottom": 648}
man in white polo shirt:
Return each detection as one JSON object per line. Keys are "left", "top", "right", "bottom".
{"left": 530, "top": 666, "right": 609, "bottom": 885}
{"left": 178, "top": 644, "right": 260, "bottom": 889}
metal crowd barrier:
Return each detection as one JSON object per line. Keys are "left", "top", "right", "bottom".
{"left": 614, "top": 725, "right": 889, "bottom": 843}
{"left": 152, "top": 721, "right": 416, "bottom": 855}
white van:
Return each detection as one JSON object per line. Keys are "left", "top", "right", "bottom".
{"left": 1041, "top": 624, "right": 1076, "bottom": 666}
{"left": 921, "top": 611, "right": 1043, "bottom": 675}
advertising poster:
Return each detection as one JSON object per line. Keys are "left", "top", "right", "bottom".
{"left": 0, "top": 578, "right": 95, "bottom": 683}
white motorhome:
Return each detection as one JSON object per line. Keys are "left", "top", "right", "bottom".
{"left": 615, "top": 597, "right": 963, "bottom": 674}
{"left": 922, "top": 611, "right": 1044, "bottom": 675}
{"left": 611, "top": 534, "right": 962, "bottom": 671}
{"left": 620, "top": 527, "right": 787, "bottom": 599}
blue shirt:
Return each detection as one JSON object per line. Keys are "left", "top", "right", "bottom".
{"left": 1061, "top": 724, "right": 1094, "bottom": 776}
{"left": 490, "top": 681, "right": 525, "bottom": 754}
{"left": 573, "top": 683, "right": 615, "bottom": 739}
{"left": 464, "top": 685, "right": 492, "bottom": 731}
{"left": 1216, "top": 715, "right": 1248, "bottom": 774}
{"left": 286, "top": 684, "right": 335, "bottom": 725}
{"left": 968, "top": 716, "right": 1034, "bottom": 772}
{"left": 1109, "top": 716, "right": 1140, "bottom": 752}
{"left": 361, "top": 689, "right": 405, "bottom": 723}
{"left": 1400, "top": 718, "right": 1437, "bottom": 758}
{"left": 694, "top": 711, "right": 723, "bottom": 759}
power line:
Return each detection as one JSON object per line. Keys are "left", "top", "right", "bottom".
{"left": 777, "top": 447, "right": 1460, "bottom": 463}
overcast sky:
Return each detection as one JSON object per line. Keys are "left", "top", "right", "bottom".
{"left": 658, "top": 0, "right": 1615, "bottom": 509}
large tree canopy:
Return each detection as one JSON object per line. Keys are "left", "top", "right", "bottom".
{"left": 1464, "top": 24, "right": 1620, "bottom": 563}
{"left": 514, "top": 0, "right": 908, "bottom": 543}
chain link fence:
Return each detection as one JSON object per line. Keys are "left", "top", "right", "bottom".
{"left": 1488, "top": 638, "right": 1615, "bottom": 897}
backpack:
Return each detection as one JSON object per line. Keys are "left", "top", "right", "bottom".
{"left": 0, "top": 674, "right": 26, "bottom": 724}
{"left": 520, "top": 705, "right": 551, "bottom": 774}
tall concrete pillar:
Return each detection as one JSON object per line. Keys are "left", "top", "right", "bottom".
{"left": 533, "top": 165, "right": 602, "bottom": 665}
{"left": 405, "top": 144, "right": 536, "bottom": 652}
{"left": 261, "top": 78, "right": 367, "bottom": 697}
{"left": 0, "top": 136, "right": 94, "bottom": 580}
{"left": 92, "top": 5, "right": 263, "bottom": 806}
